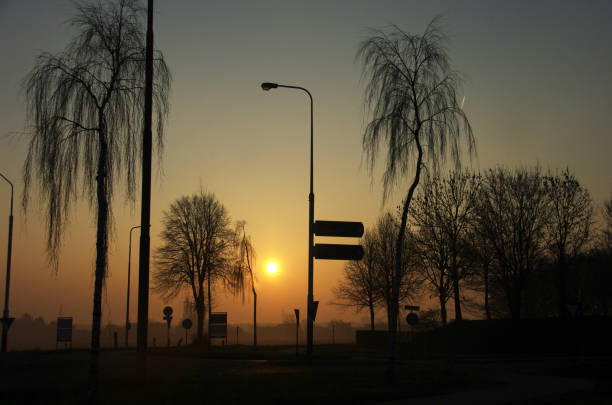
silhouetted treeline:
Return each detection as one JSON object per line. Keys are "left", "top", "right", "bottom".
{"left": 336, "top": 167, "right": 612, "bottom": 324}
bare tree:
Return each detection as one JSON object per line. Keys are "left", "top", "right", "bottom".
{"left": 465, "top": 224, "right": 496, "bottom": 320}
{"left": 357, "top": 17, "right": 473, "bottom": 377}
{"left": 603, "top": 192, "right": 612, "bottom": 250}
{"left": 543, "top": 168, "right": 593, "bottom": 317}
{"left": 153, "top": 191, "right": 233, "bottom": 344}
{"left": 230, "top": 221, "right": 257, "bottom": 347}
{"left": 412, "top": 221, "right": 452, "bottom": 324}
{"left": 21, "top": 0, "right": 170, "bottom": 387}
{"left": 333, "top": 230, "right": 381, "bottom": 330}
{"left": 410, "top": 171, "right": 481, "bottom": 322}
{"left": 477, "top": 167, "right": 550, "bottom": 319}
{"left": 371, "top": 212, "right": 420, "bottom": 329}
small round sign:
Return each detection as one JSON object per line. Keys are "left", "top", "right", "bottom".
{"left": 406, "top": 312, "right": 419, "bottom": 326}
{"left": 182, "top": 319, "right": 192, "bottom": 329}
{"left": 163, "top": 306, "right": 173, "bottom": 316}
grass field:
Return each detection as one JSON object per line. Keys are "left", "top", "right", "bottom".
{"left": 0, "top": 344, "right": 490, "bottom": 404}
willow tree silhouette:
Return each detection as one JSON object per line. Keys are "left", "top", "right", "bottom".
{"left": 357, "top": 17, "right": 474, "bottom": 379}
{"left": 232, "top": 221, "right": 258, "bottom": 347}
{"left": 21, "top": 0, "right": 170, "bottom": 389}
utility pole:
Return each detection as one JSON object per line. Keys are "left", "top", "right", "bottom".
{"left": 125, "top": 225, "right": 141, "bottom": 348}
{"left": 137, "top": 0, "right": 154, "bottom": 373}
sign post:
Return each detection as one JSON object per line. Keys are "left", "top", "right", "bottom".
{"left": 182, "top": 318, "right": 192, "bottom": 345}
{"left": 294, "top": 309, "right": 299, "bottom": 356}
{"left": 162, "top": 306, "right": 173, "bottom": 347}
{"left": 307, "top": 220, "right": 364, "bottom": 357}
{"left": 210, "top": 312, "right": 228, "bottom": 344}
{"left": 56, "top": 317, "right": 73, "bottom": 349}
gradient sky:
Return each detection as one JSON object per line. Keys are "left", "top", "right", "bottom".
{"left": 0, "top": 0, "right": 611, "bottom": 329}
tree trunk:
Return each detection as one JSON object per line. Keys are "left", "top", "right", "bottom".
{"left": 484, "top": 263, "right": 491, "bottom": 321}
{"left": 386, "top": 300, "right": 393, "bottom": 330}
{"left": 509, "top": 283, "right": 522, "bottom": 320}
{"left": 195, "top": 290, "right": 205, "bottom": 343}
{"left": 452, "top": 256, "right": 462, "bottom": 321}
{"left": 369, "top": 303, "right": 375, "bottom": 331}
{"left": 557, "top": 253, "right": 568, "bottom": 318}
{"left": 207, "top": 270, "right": 212, "bottom": 348}
{"left": 389, "top": 132, "right": 423, "bottom": 381}
{"left": 252, "top": 289, "right": 257, "bottom": 348}
{"left": 89, "top": 122, "right": 109, "bottom": 400}
{"left": 439, "top": 292, "right": 448, "bottom": 325}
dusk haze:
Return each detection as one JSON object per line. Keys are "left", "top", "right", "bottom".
{"left": 0, "top": 1, "right": 611, "bottom": 403}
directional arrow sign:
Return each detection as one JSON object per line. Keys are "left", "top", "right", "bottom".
{"left": 313, "top": 244, "right": 364, "bottom": 260}
{"left": 314, "top": 220, "right": 364, "bottom": 238}
{"left": 311, "top": 301, "right": 319, "bottom": 322}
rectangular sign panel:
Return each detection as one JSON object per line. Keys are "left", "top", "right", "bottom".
{"left": 314, "top": 221, "right": 364, "bottom": 238}
{"left": 210, "top": 312, "right": 227, "bottom": 338}
{"left": 56, "top": 317, "right": 73, "bottom": 342}
{"left": 313, "top": 244, "right": 364, "bottom": 260}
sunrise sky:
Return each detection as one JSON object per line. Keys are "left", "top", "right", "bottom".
{"left": 0, "top": 0, "right": 611, "bottom": 329}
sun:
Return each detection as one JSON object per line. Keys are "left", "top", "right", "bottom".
{"left": 266, "top": 262, "right": 278, "bottom": 275}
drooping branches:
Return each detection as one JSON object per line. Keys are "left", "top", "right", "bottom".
{"left": 22, "top": 0, "right": 171, "bottom": 267}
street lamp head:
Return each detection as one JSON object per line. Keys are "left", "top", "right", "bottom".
{"left": 261, "top": 82, "right": 278, "bottom": 91}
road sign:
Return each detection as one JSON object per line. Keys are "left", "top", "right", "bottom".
{"left": 182, "top": 319, "right": 192, "bottom": 329}
{"left": 56, "top": 317, "right": 73, "bottom": 343}
{"left": 210, "top": 312, "right": 227, "bottom": 339}
{"left": 405, "top": 305, "right": 420, "bottom": 311}
{"left": 163, "top": 306, "right": 173, "bottom": 316}
{"left": 313, "top": 244, "right": 364, "bottom": 260}
{"left": 310, "top": 301, "right": 319, "bottom": 321}
{"left": 406, "top": 313, "right": 418, "bottom": 326}
{"left": 294, "top": 309, "right": 299, "bottom": 322}
{"left": 314, "top": 221, "right": 364, "bottom": 238}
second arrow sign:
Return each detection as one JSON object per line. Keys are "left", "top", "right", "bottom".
{"left": 313, "top": 244, "right": 364, "bottom": 260}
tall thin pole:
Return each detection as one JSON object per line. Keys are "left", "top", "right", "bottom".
{"left": 263, "top": 84, "right": 314, "bottom": 359}
{"left": 0, "top": 172, "right": 14, "bottom": 353}
{"left": 295, "top": 309, "right": 299, "bottom": 356}
{"left": 306, "top": 89, "right": 314, "bottom": 361}
{"left": 137, "top": 0, "right": 154, "bottom": 373}
{"left": 126, "top": 225, "right": 141, "bottom": 348}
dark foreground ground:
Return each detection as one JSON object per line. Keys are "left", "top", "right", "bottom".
{"left": 0, "top": 345, "right": 610, "bottom": 404}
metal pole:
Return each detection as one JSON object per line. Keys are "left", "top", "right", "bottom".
{"left": 0, "top": 172, "right": 14, "bottom": 353}
{"left": 126, "top": 226, "right": 141, "bottom": 348}
{"left": 137, "top": 0, "right": 154, "bottom": 373}
{"left": 295, "top": 309, "right": 299, "bottom": 356}
{"left": 262, "top": 84, "right": 314, "bottom": 359}
{"left": 307, "top": 89, "right": 314, "bottom": 361}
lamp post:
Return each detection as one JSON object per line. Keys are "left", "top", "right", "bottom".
{"left": 0, "top": 172, "right": 14, "bottom": 353}
{"left": 125, "top": 225, "right": 141, "bottom": 348}
{"left": 261, "top": 82, "right": 315, "bottom": 359}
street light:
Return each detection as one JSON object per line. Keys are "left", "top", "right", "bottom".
{"left": 0, "top": 172, "right": 14, "bottom": 352}
{"left": 261, "top": 82, "right": 315, "bottom": 359}
{"left": 125, "top": 225, "right": 141, "bottom": 348}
